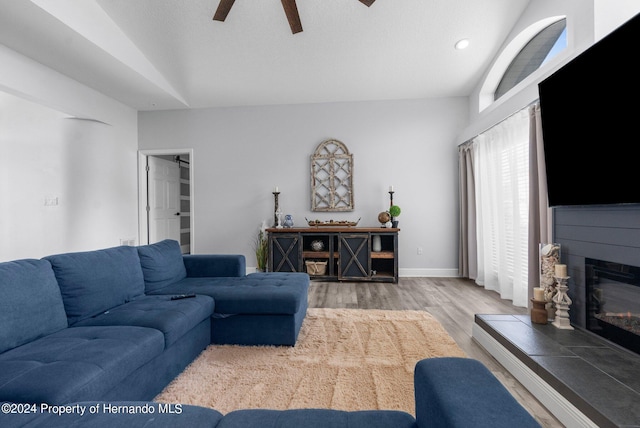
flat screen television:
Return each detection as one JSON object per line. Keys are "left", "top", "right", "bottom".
{"left": 538, "top": 12, "right": 640, "bottom": 207}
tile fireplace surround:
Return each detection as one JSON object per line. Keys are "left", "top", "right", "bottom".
{"left": 473, "top": 314, "right": 640, "bottom": 428}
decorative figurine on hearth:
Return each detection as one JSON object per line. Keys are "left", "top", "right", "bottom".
{"left": 540, "top": 243, "right": 561, "bottom": 319}
{"left": 540, "top": 244, "right": 560, "bottom": 294}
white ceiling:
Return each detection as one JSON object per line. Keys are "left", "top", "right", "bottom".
{"left": 0, "top": 0, "right": 530, "bottom": 111}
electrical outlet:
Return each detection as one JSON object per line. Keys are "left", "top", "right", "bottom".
{"left": 44, "top": 196, "right": 58, "bottom": 206}
{"left": 417, "top": 247, "right": 423, "bottom": 255}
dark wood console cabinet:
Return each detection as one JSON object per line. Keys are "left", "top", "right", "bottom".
{"left": 267, "top": 227, "right": 399, "bottom": 283}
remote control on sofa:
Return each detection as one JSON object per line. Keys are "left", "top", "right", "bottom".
{"left": 171, "top": 293, "right": 196, "bottom": 300}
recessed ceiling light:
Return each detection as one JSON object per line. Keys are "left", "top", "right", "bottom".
{"left": 455, "top": 39, "right": 470, "bottom": 50}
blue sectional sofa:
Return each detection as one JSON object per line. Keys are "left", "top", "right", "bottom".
{"left": 0, "top": 240, "right": 309, "bottom": 406}
{"left": 0, "top": 240, "right": 540, "bottom": 427}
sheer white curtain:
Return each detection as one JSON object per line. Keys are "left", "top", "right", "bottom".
{"left": 473, "top": 109, "right": 530, "bottom": 307}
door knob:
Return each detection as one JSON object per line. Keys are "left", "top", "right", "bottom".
{"left": 175, "top": 212, "right": 180, "bottom": 216}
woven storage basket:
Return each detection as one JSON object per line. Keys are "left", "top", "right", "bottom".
{"left": 305, "top": 260, "right": 327, "bottom": 276}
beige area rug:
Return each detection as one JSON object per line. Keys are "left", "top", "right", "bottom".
{"left": 155, "top": 308, "right": 466, "bottom": 415}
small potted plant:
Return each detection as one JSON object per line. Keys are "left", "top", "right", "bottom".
{"left": 389, "top": 205, "right": 401, "bottom": 228}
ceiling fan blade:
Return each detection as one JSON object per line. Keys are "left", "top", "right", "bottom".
{"left": 281, "top": 0, "right": 303, "bottom": 34}
{"left": 213, "top": 0, "right": 236, "bottom": 21}
{"left": 358, "top": 0, "right": 376, "bottom": 6}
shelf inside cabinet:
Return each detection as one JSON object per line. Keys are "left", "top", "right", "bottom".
{"left": 302, "top": 251, "right": 338, "bottom": 259}
{"left": 372, "top": 271, "right": 394, "bottom": 278}
{"left": 371, "top": 251, "right": 394, "bottom": 259}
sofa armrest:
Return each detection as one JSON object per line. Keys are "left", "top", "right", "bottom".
{"left": 414, "top": 358, "right": 540, "bottom": 428}
{"left": 183, "top": 254, "right": 246, "bottom": 278}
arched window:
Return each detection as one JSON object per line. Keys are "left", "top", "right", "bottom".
{"left": 494, "top": 19, "right": 566, "bottom": 101}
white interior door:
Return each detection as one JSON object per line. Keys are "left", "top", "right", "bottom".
{"left": 148, "top": 156, "right": 181, "bottom": 244}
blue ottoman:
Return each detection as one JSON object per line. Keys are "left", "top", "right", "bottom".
{"left": 414, "top": 358, "right": 540, "bottom": 428}
{"left": 217, "top": 409, "right": 416, "bottom": 428}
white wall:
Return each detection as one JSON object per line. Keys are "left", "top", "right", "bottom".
{"left": 139, "top": 98, "right": 468, "bottom": 275}
{"left": 594, "top": 0, "right": 640, "bottom": 39}
{"left": 0, "top": 47, "right": 139, "bottom": 261}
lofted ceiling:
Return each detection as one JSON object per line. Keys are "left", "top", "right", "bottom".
{"left": 0, "top": 0, "right": 530, "bottom": 111}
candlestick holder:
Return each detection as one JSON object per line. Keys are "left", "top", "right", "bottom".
{"left": 275, "top": 207, "right": 283, "bottom": 229}
{"left": 552, "top": 276, "right": 574, "bottom": 330}
{"left": 272, "top": 191, "right": 280, "bottom": 228}
{"left": 388, "top": 190, "right": 394, "bottom": 208}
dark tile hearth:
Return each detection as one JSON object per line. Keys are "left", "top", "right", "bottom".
{"left": 475, "top": 314, "right": 640, "bottom": 428}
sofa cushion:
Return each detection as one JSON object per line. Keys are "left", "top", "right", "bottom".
{"left": 217, "top": 409, "right": 417, "bottom": 428}
{"left": 414, "top": 357, "right": 541, "bottom": 428}
{"left": 0, "top": 326, "right": 165, "bottom": 405}
{"left": 45, "top": 246, "right": 145, "bottom": 325}
{"left": 149, "top": 272, "right": 309, "bottom": 315}
{"left": 0, "top": 401, "right": 223, "bottom": 428}
{"left": 0, "top": 259, "right": 68, "bottom": 354}
{"left": 137, "top": 240, "right": 187, "bottom": 293}
{"left": 74, "top": 295, "right": 215, "bottom": 348}
{"left": 183, "top": 254, "right": 246, "bottom": 278}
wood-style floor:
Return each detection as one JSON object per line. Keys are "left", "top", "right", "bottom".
{"left": 308, "top": 277, "right": 564, "bottom": 428}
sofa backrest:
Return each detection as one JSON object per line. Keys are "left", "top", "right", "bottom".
{"left": 0, "top": 259, "right": 68, "bottom": 354}
{"left": 137, "top": 239, "right": 187, "bottom": 293}
{"left": 45, "top": 246, "right": 145, "bottom": 325}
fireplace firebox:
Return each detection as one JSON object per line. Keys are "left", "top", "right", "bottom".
{"left": 586, "top": 258, "right": 640, "bottom": 355}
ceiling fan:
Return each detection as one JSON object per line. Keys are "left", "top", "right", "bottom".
{"left": 213, "top": 0, "right": 376, "bottom": 34}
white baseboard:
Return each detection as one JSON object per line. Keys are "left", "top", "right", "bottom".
{"left": 399, "top": 268, "right": 459, "bottom": 277}
{"left": 248, "top": 267, "right": 460, "bottom": 278}
{"left": 472, "top": 324, "right": 598, "bottom": 428}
